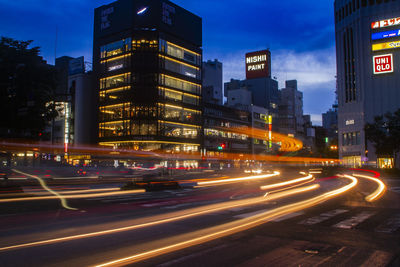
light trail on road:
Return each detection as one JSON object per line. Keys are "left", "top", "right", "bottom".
{"left": 94, "top": 175, "right": 358, "bottom": 266}
{"left": 0, "top": 188, "right": 146, "bottom": 203}
{"left": 196, "top": 171, "right": 280, "bottom": 187}
{"left": 0, "top": 180, "right": 318, "bottom": 252}
{"left": 260, "top": 174, "right": 313, "bottom": 191}
{"left": 353, "top": 173, "right": 386, "bottom": 202}
{"left": 12, "top": 169, "right": 77, "bottom": 210}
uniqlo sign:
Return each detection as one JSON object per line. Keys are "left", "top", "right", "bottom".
{"left": 373, "top": 54, "right": 394, "bottom": 75}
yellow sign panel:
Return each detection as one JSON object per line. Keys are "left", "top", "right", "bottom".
{"left": 372, "top": 41, "right": 400, "bottom": 51}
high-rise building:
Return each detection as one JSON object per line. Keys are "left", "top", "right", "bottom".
{"left": 94, "top": 0, "right": 202, "bottom": 153}
{"left": 202, "top": 59, "right": 223, "bottom": 105}
{"left": 334, "top": 0, "right": 400, "bottom": 167}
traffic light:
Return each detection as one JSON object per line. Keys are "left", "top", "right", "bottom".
{"left": 218, "top": 143, "right": 226, "bottom": 150}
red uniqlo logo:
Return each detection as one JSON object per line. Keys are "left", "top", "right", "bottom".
{"left": 373, "top": 54, "right": 393, "bottom": 75}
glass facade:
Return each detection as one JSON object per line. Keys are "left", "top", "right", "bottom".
{"left": 160, "top": 75, "right": 201, "bottom": 95}
{"left": 100, "top": 73, "right": 131, "bottom": 90}
{"left": 98, "top": 37, "right": 202, "bottom": 152}
{"left": 160, "top": 40, "right": 201, "bottom": 66}
{"left": 100, "top": 38, "right": 131, "bottom": 59}
{"left": 160, "top": 121, "right": 199, "bottom": 139}
{"left": 163, "top": 56, "right": 200, "bottom": 79}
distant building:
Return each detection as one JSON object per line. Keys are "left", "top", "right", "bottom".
{"left": 226, "top": 88, "right": 252, "bottom": 109}
{"left": 68, "top": 72, "right": 95, "bottom": 145}
{"left": 335, "top": 0, "right": 400, "bottom": 167}
{"left": 322, "top": 107, "right": 338, "bottom": 140}
{"left": 278, "top": 80, "right": 305, "bottom": 137}
{"left": 203, "top": 103, "right": 251, "bottom": 155}
{"left": 202, "top": 59, "right": 223, "bottom": 105}
{"left": 250, "top": 105, "right": 272, "bottom": 154}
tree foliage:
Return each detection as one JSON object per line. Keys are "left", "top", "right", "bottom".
{"left": 365, "top": 109, "right": 400, "bottom": 162}
{"left": 0, "top": 37, "right": 57, "bottom": 139}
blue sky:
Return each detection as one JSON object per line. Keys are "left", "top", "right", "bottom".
{"left": 0, "top": 0, "right": 337, "bottom": 125}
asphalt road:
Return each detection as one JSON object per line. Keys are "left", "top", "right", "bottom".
{"left": 0, "top": 168, "right": 399, "bottom": 267}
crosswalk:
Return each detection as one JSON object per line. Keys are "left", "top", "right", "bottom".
{"left": 333, "top": 211, "right": 376, "bottom": 229}
{"left": 271, "top": 208, "right": 400, "bottom": 234}
{"left": 299, "top": 209, "right": 348, "bottom": 225}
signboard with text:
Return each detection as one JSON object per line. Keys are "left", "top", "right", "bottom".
{"left": 373, "top": 54, "right": 394, "bottom": 75}
{"left": 372, "top": 29, "right": 400, "bottom": 40}
{"left": 372, "top": 40, "right": 400, "bottom": 51}
{"left": 245, "top": 50, "right": 271, "bottom": 79}
{"left": 371, "top": 17, "right": 400, "bottom": 29}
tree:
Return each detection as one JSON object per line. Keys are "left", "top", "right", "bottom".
{"left": 365, "top": 109, "right": 400, "bottom": 166}
{"left": 0, "top": 37, "right": 57, "bottom": 140}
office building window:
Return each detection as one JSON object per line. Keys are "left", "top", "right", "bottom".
{"left": 100, "top": 38, "right": 131, "bottom": 59}
{"left": 100, "top": 73, "right": 131, "bottom": 90}
{"left": 159, "top": 40, "right": 201, "bottom": 66}
{"left": 101, "top": 55, "right": 131, "bottom": 73}
{"left": 342, "top": 131, "right": 361, "bottom": 146}
{"left": 164, "top": 57, "right": 200, "bottom": 79}
{"left": 99, "top": 103, "right": 130, "bottom": 122}
{"left": 132, "top": 40, "right": 158, "bottom": 51}
{"left": 160, "top": 122, "right": 199, "bottom": 139}
{"left": 160, "top": 75, "right": 201, "bottom": 95}
{"left": 99, "top": 120, "right": 130, "bottom": 138}
{"left": 343, "top": 27, "right": 356, "bottom": 103}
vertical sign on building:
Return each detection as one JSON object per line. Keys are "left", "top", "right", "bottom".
{"left": 101, "top": 6, "right": 114, "bottom": 31}
{"left": 373, "top": 54, "right": 394, "bottom": 75}
{"left": 245, "top": 50, "right": 271, "bottom": 79}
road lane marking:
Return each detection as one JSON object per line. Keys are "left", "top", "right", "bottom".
{"left": 375, "top": 213, "right": 400, "bottom": 233}
{"left": 271, "top": 211, "right": 304, "bottom": 222}
{"left": 333, "top": 211, "right": 376, "bottom": 229}
{"left": 299, "top": 209, "right": 349, "bottom": 225}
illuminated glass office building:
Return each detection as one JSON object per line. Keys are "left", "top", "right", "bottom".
{"left": 93, "top": 0, "right": 202, "bottom": 153}
{"left": 335, "top": 0, "right": 400, "bottom": 167}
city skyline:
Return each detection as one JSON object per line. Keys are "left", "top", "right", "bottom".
{"left": 0, "top": 0, "right": 336, "bottom": 125}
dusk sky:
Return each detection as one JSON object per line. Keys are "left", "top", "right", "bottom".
{"left": 0, "top": 0, "right": 337, "bottom": 125}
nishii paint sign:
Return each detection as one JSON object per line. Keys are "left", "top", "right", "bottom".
{"left": 371, "top": 17, "right": 400, "bottom": 29}
{"left": 245, "top": 50, "right": 271, "bottom": 79}
{"left": 373, "top": 54, "right": 394, "bottom": 75}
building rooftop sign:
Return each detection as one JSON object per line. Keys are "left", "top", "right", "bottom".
{"left": 245, "top": 50, "right": 271, "bottom": 79}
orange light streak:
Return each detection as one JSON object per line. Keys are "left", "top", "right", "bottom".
{"left": 94, "top": 176, "right": 358, "bottom": 266}
{"left": 0, "top": 180, "right": 318, "bottom": 252}
{"left": 260, "top": 175, "right": 313, "bottom": 190}
{"left": 353, "top": 173, "right": 386, "bottom": 202}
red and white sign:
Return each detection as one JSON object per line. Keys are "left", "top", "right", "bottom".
{"left": 373, "top": 54, "right": 394, "bottom": 75}
{"left": 245, "top": 50, "right": 271, "bottom": 79}
{"left": 371, "top": 17, "right": 400, "bottom": 29}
